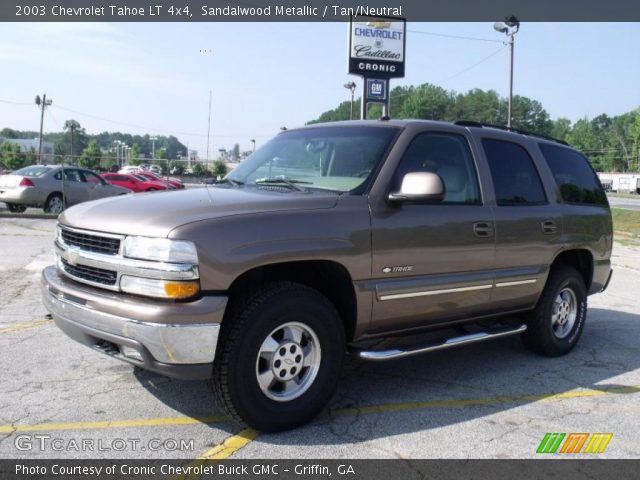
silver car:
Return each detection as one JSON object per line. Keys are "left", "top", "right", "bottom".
{"left": 0, "top": 165, "right": 132, "bottom": 214}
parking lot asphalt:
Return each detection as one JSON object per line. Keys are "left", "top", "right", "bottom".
{"left": 0, "top": 217, "right": 638, "bottom": 459}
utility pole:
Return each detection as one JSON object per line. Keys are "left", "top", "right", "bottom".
{"left": 206, "top": 90, "right": 212, "bottom": 171}
{"left": 151, "top": 136, "right": 157, "bottom": 161}
{"left": 70, "top": 123, "right": 75, "bottom": 164}
{"left": 35, "top": 94, "right": 53, "bottom": 163}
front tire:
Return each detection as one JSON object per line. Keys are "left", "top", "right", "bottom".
{"left": 522, "top": 265, "right": 587, "bottom": 357}
{"left": 210, "top": 282, "right": 345, "bottom": 432}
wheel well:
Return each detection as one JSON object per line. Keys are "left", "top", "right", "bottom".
{"left": 227, "top": 261, "right": 357, "bottom": 341}
{"left": 44, "top": 191, "right": 63, "bottom": 203}
{"left": 551, "top": 249, "right": 593, "bottom": 290}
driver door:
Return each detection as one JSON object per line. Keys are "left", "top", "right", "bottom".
{"left": 369, "top": 131, "right": 496, "bottom": 333}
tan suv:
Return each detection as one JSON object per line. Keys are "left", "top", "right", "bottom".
{"left": 42, "top": 120, "right": 613, "bottom": 431}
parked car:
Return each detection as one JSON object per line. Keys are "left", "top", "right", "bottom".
{"left": 101, "top": 173, "right": 168, "bottom": 193}
{"left": 42, "top": 120, "right": 612, "bottom": 432}
{"left": 0, "top": 165, "right": 131, "bottom": 213}
{"left": 119, "top": 165, "right": 141, "bottom": 175}
{"left": 143, "top": 164, "right": 163, "bottom": 175}
{"left": 136, "top": 171, "right": 184, "bottom": 189}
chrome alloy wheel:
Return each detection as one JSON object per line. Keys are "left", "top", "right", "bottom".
{"left": 255, "top": 322, "right": 321, "bottom": 402}
{"left": 48, "top": 196, "right": 64, "bottom": 214}
{"left": 551, "top": 287, "right": 577, "bottom": 339}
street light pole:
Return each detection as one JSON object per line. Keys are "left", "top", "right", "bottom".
{"left": 494, "top": 17, "right": 520, "bottom": 129}
{"left": 35, "top": 94, "right": 53, "bottom": 164}
{"left": 343, "top": 82, "right": 356, "bottom": 120}
{"left": 151, "top": 136, "right": 157, "bottom": 161}
{"left": 250, "top": 139, "right": 256, "bottom": 152}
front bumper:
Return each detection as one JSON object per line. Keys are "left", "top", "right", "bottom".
{"left": 42, "top": 266, "right": 227, "bottom": 380}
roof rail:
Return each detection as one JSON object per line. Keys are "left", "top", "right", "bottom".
{"left": 454, "top": 120, "right": 569, "bottom": 146}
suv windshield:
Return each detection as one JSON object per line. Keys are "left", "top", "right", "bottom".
{"left": 225, "top": 126, "right": 400, "bottom": 193}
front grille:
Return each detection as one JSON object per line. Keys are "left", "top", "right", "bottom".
{"left": 61, "top": 258, "right": 117, "bottom": 286}
{"left": 61, "top": 228, "right": 120, "bottom": 255}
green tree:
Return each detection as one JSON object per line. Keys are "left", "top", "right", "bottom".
{"left": 25, "top": 147, "right": 37, "bottom": 165}
{"left": 63, "top": 119, "right": 88, "bottom": 162}
{"left": 552, "top": 118, "right": 572, "bottom": 141}
{"left": 155, "top": 147, "right": 168, "bottom": 160}
{"left": 212, "top": 160, "right": 228, "bottom": 176}
{"left": 0, "top": 128, "right": 18, "bottom": 139}
{"left": 452, "top": 89, "right": 502, "bottom": 124}
{"left": 169, "top": 161, "right": 185, "bottom": 175}
{"left": 0, "top": 142, "right": 25, "bottom": 170}
{"left": 191, "top": 162, "right": 205, "bottom": 176}
{"left": 129, "top": 143, "right": 141, "bottom": 166}
{"left": 396, "top": 83, "right": 454, "bottom": 120}
{"left": 78, "top": 140, "right": 103, "bottom": 169}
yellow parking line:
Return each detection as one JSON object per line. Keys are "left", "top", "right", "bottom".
{"left": 0, "top": 415, "right": 229, "bottom": 434}
{"left": 0, "top": 384, "right": 637, "bottom": 438}
{"left": 198, "top": 428, "right": 260, "bottom": 459}
{"left": 0, "top": 319, "right": 51, "bottom": 335}
{"left": 190, "top": 384, "right": 640, "bottom": 460}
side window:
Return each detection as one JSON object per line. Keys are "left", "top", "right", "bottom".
{"left": 482, "top": 139, "right": 547, "bottom": 206}
{"left": 64, "top": 169, "right": 82, "bottom": 182}
{"left": 538, "top": 143, "right": 607, "bottom": 206}
{"left": 81, "top": 171, "right": 103, "bottom": 184}
{"left": 394, "top": 133, "right": 481, "bottom": 204}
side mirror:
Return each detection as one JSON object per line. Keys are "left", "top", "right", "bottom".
{"left": 388, "top": 172, "right": 445, "bottom": 203}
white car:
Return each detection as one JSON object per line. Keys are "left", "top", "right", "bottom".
{"left": 118, "top": 166, "right": 141, "bottom": 174}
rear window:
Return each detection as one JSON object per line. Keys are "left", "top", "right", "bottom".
{"left": 538, "top": 143, "right": 608, "bottom": 206}
{"left": 12, "top": 166, "right": 50, "bottom": 177}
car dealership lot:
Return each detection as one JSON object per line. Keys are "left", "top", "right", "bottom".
{"left": 0, "top": 217, "right": 638, "bottom": 459}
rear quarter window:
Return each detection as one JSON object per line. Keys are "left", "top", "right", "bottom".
{"left": 538, "top": 143, "right": 608, "bottom": 206}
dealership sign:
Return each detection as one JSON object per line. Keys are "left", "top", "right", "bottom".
{"left": 348, "top": 16, "right": 406, "bottom": 78}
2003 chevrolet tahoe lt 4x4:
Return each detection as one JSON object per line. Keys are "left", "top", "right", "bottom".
{"left": 42, "top": 120, "right": 613, "bottom": 431}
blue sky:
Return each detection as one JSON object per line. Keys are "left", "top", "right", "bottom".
{"left": 0, "top": 22, "right": 638, "bottom": 157}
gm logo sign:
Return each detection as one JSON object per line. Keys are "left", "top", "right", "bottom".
{"left": 366, "top": 78, "right": 387, "bottom": 101}
{"left": 536, "top": 433, "right": 612, "bottom": 454}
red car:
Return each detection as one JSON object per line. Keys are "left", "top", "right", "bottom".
{"left": 100, "top": 173, "right": 168, "bottom": 193}
{"left": 137, "top": 171, "right": 184, "bottom": 189}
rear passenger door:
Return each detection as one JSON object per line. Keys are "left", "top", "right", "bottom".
{"left": 480, "top": 137, "right": 562, "bottom": 312}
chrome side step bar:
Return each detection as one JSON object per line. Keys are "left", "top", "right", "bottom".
{"left": 353, "top": 324, "right": 527, "bottom": 362}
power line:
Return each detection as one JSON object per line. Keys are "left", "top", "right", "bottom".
{"left": 407, "top": 28, "right": 504, "bottom": 44}
{"left": 387, "top": 45, "right": 507, "bottom": 103}
{"left": 438, "top": 45, "right": 507, "bottom": 84}
{"left": 0, "top": 98, "right": 33, "bottom": 106}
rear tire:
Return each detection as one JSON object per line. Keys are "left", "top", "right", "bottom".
{"left": 522, "top": 265, "right": 587, "bottom": 357}
{"left": 44, "top": 193, "right": 64, "bottom": 214}
{"left": 210, "top": 282, "right": 345, "bottom": 432}
{"left": 7, "top": 203, "right": 27, "bottom": 213}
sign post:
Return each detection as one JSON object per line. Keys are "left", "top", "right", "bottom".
{"left": 348, "top": 16, "right": 406, "bottom": 119}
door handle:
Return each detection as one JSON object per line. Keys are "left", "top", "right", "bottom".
{"left": 473, "top": 222, "right": 494, "bottom": 238}
{"left": 541, "top": 220, "right": 557, "bottom": 234}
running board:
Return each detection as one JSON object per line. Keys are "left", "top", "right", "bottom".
{"left": 353, "top": 324, "right": 527, "bottom": 361}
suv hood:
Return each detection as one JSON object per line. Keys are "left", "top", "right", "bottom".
{"left": 59, "top": 186, "right": 339, "bottom": 237}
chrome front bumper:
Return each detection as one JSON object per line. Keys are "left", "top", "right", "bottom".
{"left": 42, "top": 266, "right": 227, "bottom": 379}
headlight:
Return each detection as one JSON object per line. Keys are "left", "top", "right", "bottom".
{"left": 123, "top": 236, "right": 198, "bottom": 264}
{"left": 120, "top": 276, "right": 200, "bottom": 299}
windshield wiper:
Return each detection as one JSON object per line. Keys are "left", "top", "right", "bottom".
{"left": 254, "top": 178, "right": 311, "bottom": 192}
{"left": 214, "top": 178, "right": 244, "bottom": 187}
